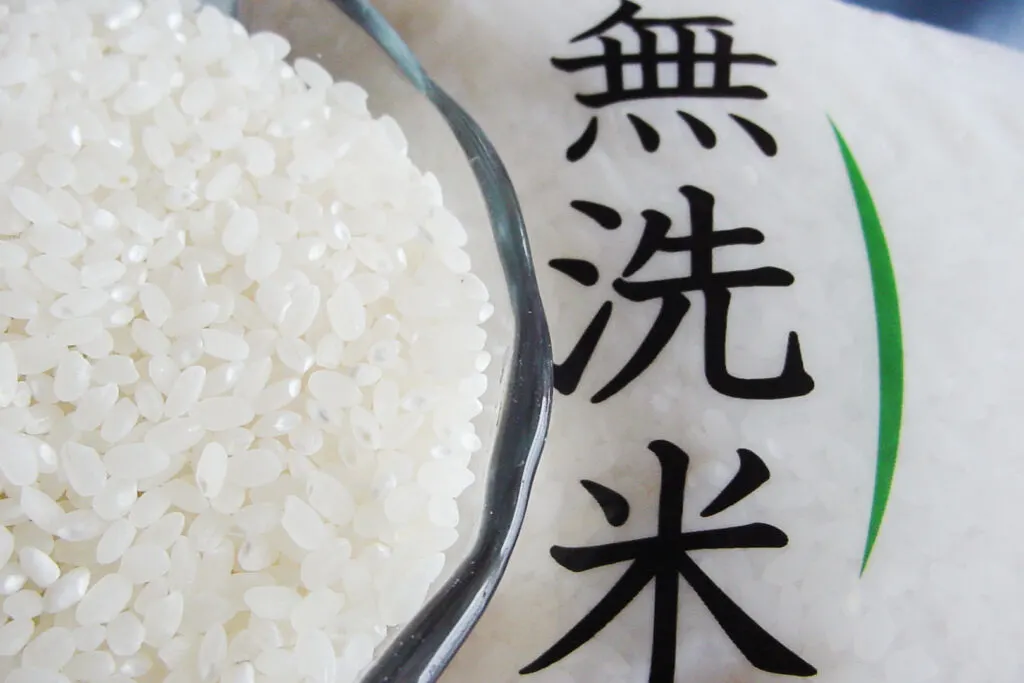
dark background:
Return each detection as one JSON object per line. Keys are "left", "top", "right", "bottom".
{"left": 844, "top": 0, "right": 1024, "bottom": 50}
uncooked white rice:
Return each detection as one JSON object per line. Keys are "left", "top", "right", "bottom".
{"left": 0, "top": 0, "right": 493, "bottom": 681}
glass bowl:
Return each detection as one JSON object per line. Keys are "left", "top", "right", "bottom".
{"left": 201, "top": 1, "right": 554, "bottom": 681}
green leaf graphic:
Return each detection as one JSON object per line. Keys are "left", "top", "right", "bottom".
{"left": 829, "top": 120, "right": 904, "bottom": 575}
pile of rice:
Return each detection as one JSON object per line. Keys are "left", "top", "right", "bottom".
{"left": 0, "top": 1, "right": 494, "bottom": 681}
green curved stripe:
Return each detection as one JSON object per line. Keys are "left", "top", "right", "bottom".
{"left": 829, "top": 120, "right": 904, "bottom": 575}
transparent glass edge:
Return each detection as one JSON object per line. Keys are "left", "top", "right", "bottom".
{"left": 219, "top": 0, "right": 557, "bottom": 679}
{"left": 329, "top": 3, "right": 554, "bottom": 682}
{"left": 219, "top": 0, "right": 554, "bottom": 679}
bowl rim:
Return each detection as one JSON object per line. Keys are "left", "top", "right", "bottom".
{"left": 224, "top": 1, "right": 555, "bottom": 680}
